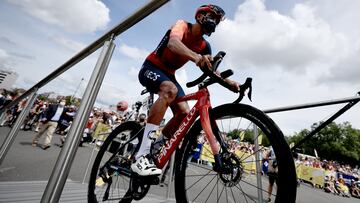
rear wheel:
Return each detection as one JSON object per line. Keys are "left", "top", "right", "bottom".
{"left": 88, "top": 121, "right": 144, "bottom": 203}
{"left": 175, "top": 103, "right": 297, "bottom": 203}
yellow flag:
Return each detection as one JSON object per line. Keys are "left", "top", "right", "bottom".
{"left": 239, "top": 131, "right": 245, "bottom": 141}
{"left": 258, "top": 132, "right": 263, "bottom": 145}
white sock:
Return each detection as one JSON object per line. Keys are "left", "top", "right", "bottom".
{"left": 136, "top": 123, "right": 158, "bottom": 160}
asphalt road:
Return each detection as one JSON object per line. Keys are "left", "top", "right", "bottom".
{"left": 0, "top": 127, "right": 358, "bottom": 203}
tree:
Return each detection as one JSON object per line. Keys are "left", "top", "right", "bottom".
{"left": 288, "top": 122, "right": 360, "bottom": 166}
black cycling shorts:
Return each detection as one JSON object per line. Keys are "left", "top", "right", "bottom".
{"left": 138, "top": 61, "right": 185, "bottom": 97}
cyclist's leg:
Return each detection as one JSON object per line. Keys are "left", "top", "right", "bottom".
{"left": 161, "top": 101, "right": 189, "bottom": 138}
{"left": 146, "top": 80, "right": 178, "bottom": 125}
{"left": 136, "top": 71, "right": 178, "bottom": 158}
{"left": 132, "top": 63, "right": 178, "bottom": 176}
{"left": 160, "top": 74, "right": 189, "bottom": 138}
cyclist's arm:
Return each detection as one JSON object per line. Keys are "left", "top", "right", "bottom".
{"left": 167, "top": 20, "right": 211, "bottom": 68}
{"left": 168, "top": 37, "right": 201, "bottom": 63}
{"left": 213, "top": 69, "right": 240, "bottom": 92}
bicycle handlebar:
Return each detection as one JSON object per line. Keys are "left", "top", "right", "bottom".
{"left": 186, "top": 51, "right": 252, "bottom": 103}
{"left": 186, "top": 51, "right": 226, "bottom": 88}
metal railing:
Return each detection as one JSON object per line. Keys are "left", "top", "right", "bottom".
{"left": 0, "top": 1, "right": 170, "bottom": 202}
{"left": 262, "top": 92, "right": 360, "bottom": 150}
{"left": 251, "top": 92, "right": 360, "bottom": 201}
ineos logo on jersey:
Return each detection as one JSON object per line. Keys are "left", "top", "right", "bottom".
{"left": 144, "top": 70, "right": 160, "bottom": 81}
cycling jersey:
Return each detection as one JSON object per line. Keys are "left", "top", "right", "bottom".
{"left": 146, "top": 20, "right": 212, "bottom": 75}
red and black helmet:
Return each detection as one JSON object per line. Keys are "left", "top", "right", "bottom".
{"left": 195, "top": 4, "right": 225, "bottom": 25}
{"left": 195, "top": 4, "right": 225, "bottom": 35}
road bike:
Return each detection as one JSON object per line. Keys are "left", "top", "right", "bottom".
{"left": 88, "top": 51, "right": 297, "bottom": 203}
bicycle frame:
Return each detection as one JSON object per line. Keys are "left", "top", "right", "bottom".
{"left": 154, "top": 87, "right": 220, "bottom": 169}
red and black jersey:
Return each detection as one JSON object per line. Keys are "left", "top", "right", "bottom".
{"left": 146, "top": 20, "right": 211, "bottom": 75}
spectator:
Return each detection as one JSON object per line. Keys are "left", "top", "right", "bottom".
{"left": 32, "top": 99, "right": 67, "bottom": 150}
{"left": 58, "top": 105, "right": 77, "bottom": 147}
{"left": 350, "top": 180, "right": 360, "bottom": 198}
{"left": 116, "top": 101, "right": 129, "bottom": 121}
{"left": 266, "top": 147, "right": 278, "bottom": 202}
{"left": 21, "top": 99, "right": 43, "bottom": 131}
{"left": 335, "top": 177, "right": 351, "bottom": 197}
{"left": 0, "top": 91, "right": 18, "bottom": 126}
{"left": 80, "top": 113, "right": 96, "bottom": 146}
{"left": 0, "top": 90, "right": 5, "bottom": 107}
{"left": 324, "top": 176, "right": 339, "bottom": 194}
{"left": 34, "top": 101, "right": 47, "bottom": 132}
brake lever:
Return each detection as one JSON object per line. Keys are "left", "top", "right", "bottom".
{"left": 211, "top": 51, "right": 226, "bottom": 72}
{"left": 234, "top": 77, "right": 252, "bottom": 103}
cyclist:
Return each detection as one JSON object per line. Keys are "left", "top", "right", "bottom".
{"left": 131, "top": 4, "right": 240, "bottom": 176}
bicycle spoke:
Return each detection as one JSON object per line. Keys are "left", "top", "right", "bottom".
{"left": 186, "top": 169, "right": 214, "bottom": 191}
{"left": 187, "top": 162, "right": 214, "bottom": 171}
{"left": 217, "top": 183, "right": 226, "bottom": 203}
{"left": 185, "top": 173, "right": 217, "bottom": 177}
{"left": 225, "top": 187, "right": 230, "bottom": 203}
{"left": 235, "top": 184, "right": 257, "bottom": 203}
{"left": 228, "top": 116, "right": 232, "bottom": 133}
{"left": 203, "top": 176, "right": 219, "bottom": 203}
{"left": 235, "top": 117, "right": 243, "bottom": 133}
{"left": 189, "top": 173, "right": 218, "bottom": 202}
{"left": 240, "top": 178, "right": 276, "bottom": 198}
{"left": 241, "top": 168, "right": 262, "bottom": 175}
{"left": 220, "top": 119, "right": 225, "bottom": 134}
{"left": 111, "top": 178, "right": 115, "bottom": 200}
{"left": 229, "top": 186, "right": 238, "bottom": 203}
{"left": 240, "top": 159, "right": 262, "bottom": 164}
{"left": 118, "top": 177, "right": 122, "bottom": 201}
{"left": 239, "top": 146, "right": 266, "bottom": 163}
{"left": 236, "top": 122, "right": 253, "bottom": 161}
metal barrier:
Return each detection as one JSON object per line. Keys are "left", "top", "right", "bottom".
{"left": 0, "top": 1, "right": 170, "bottom": 202}
{"left": 252, "top": 92, "right": 360, "bottom": 201}
{"left": 0, "top": 89, "right": 38, "bottom": 165}
{"left": 253, "top": 125, "right": 264, "bottom": 202}
{"left": 263, "top": 92, "right": 360, "bottom": 150}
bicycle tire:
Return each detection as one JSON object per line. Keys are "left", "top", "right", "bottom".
{"left": 175, "top": 103, "right": 297, "bottom": 203}
{"left": 88, "top": 121, "right": 143, "bottom": 203}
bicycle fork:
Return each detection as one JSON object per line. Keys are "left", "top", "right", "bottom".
{"left": 199, "top": 105, "right": 226, "bottom": 172}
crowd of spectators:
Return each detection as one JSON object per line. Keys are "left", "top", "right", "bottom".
{"left": 203, "top": 138, "right": 360, "bottom": 199}
{"left": 0, "top": 89, "right": 147, "bottom": 148}
{"left": 294, "top": 154, "right": 360, "bottom": 198}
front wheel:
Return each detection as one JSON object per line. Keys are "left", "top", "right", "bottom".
{"left": 175, "top": 103, "right": 297, "bottom": 203}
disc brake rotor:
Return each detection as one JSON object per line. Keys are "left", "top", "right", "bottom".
{"left": 218, "top": 153, "right": 244, "bottom": 187}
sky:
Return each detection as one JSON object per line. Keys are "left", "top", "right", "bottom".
{"left": 0, "top": 0, "right": 359, "bottom": 136}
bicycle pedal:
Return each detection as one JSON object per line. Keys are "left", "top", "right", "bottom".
{"left": 132, "top": 173, "right": 160, "bottom": 185}
{"left": 144, "top": 175, "right": 160, "bottom": 185}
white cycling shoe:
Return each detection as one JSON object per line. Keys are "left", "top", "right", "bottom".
{"left": 131, "top": 155, "right": 162, "bottom": 176}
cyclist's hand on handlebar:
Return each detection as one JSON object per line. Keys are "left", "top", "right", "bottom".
{"left": 195, "top": 54, "right": 212, "bottom": 69}
{"left": 225, "top": 78, "right": 240, "bottom": 92}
